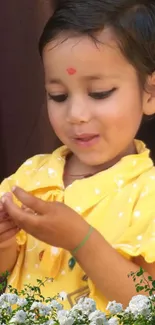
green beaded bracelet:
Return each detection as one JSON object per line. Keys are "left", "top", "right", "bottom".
{"left": 71, "top": 225, "right": 94, "bottom": 256}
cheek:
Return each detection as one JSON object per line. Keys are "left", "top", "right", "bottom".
{"left": 48, "top": 105, "right": 60, "bottom": 127}
{"left": 95, "top": 88, "right": 143, "bottom": 130}
{"left": 47, "top": 104, "right": 66, "bottom": 137}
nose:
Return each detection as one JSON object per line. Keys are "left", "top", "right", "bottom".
{"left": 66, "top": 96, "right": 91, "bottom": 124}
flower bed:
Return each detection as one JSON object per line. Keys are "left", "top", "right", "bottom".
{"left": 0, "top": 268, "right": 155, "bottom": 325}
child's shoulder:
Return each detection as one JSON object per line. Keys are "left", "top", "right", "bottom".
{"left": 0, "top": 147, "right": 65, "bottom": 194}
{"left": 19, "top": 153, "right": 54, "bottom": 171}
{"left": 13, "top": 145, "right": 66, "bottom": 177}
{"left": 12, "top": 152, "right": 56, "bottom": 180}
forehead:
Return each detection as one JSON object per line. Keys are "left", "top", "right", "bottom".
{"left": 42, "top": 29, "right": 134, "bottom": 79}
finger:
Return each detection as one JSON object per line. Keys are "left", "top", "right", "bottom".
{"left": 2, "top": 196, "right": 41, "bottom": 234}
{"left": 0, "top": 194, "right": 12, "bottom": 211}
{"left": 0, "top": 192, "right": 13, "bottom": 210}
{"left": 21, "top": 204, "right": 35, "bottom": 214}
{"left": 12, "top": 187, "right": 49, "bottom": 215}
{"left": 0, "top": 227, "right": 19, "bottom": 244}
{"left": 0, "top": 212, "right": 10, "bottom": 222}
{"left": 1, "top": 192, "right": 13, "bottom": 201}
{"left": 0, "top": 220, "right": 17, "bottom": 234}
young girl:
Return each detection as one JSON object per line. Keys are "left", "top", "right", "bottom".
{"left": 1, "top": 0, "right": 155, "bottom": 312}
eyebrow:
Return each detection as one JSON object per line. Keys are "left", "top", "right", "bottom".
{"left": 47, "top": 74, "right": 119, "bottom": 84}
{"left": 48, "top": 78, "right": 62, "bottom": 84}
{"left": 81, "top": 74, "right": 119, "bottom": 81}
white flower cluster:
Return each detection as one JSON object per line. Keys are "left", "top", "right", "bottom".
{"left": 0, "top": 293, "right": 63, "bottom": 325}
{"left": 106, "top": 301, "right": 123, "bottom": 315}
{"left": 56, "top": 298, "right": 108, "bottom": 325}
{"left": 0, "top": 287, "right": 154, "bottom": 325}
{"left": 125, "top": 295, "right": 151, "bottom": 317}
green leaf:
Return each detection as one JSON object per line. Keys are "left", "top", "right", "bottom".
{"left": 148, "top": 276, "right": 153, "bottom": 281}
{"left": 136, "top": 285, "right": 144, "bottom": 292}
{"left": 137, "top": 267, "right": 144, "bottom": 276}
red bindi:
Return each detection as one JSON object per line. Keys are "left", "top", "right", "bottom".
{"left": 66, "top": 67, "right": 77, "bottom": 75}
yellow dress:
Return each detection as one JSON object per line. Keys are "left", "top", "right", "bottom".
{"left": 1, "top": 140, "right": 155, "bottom": 311}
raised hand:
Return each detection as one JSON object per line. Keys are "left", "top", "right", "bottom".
{"left": 2, "top": 187, "right": 89, "bottom": 251}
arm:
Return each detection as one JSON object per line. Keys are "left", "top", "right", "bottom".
{"left": 74, "top": 228, "right": 155, "bottom": 306}
{"left": 2, "top": 186, "right": 155, "bottom": 307}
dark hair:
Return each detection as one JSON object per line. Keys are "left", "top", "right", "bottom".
{"left": 39, "top": 0, "right": 155, "bottom": 85}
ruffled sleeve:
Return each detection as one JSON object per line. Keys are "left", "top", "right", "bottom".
{"left": 0, "top": 154, "right": 47, "bottom": 246}
{"left": 0, "top": 175, "right": 28, "bottom": 249}
{"left": 114, "top": 180, "right": 155, "bottom": 263}
{"left": 0, "top": 152, "right": 61, "bottom": 248}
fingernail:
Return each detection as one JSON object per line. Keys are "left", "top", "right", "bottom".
{"left": 12, "top": 186, "right": 17, "bottom": 192}
{"left": 1, "top": 193, "right": 11, "bottom": 203}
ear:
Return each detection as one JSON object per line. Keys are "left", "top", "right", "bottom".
{"left": 143, "top": 72, "right": 155, "bottom": 116}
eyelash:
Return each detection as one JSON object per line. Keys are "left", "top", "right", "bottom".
{"left": 47, "top": 88, "right": 116, "bottom": 103}
{"left": 89, "top": 88, "right": 116, "bottom": 100}
{"left": 47, "top": 94, "right": 68, "bottom": 103}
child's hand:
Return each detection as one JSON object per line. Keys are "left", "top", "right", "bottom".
{"left": 2, "top": 187, "right": 89, "bottom": 251}
{"left": 0, "top": 195, "right": 19, "bottom": 248}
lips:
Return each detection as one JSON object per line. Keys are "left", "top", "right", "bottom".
{"left": 75, "top": 134, "right": 98, "bottom": 141}
{"left": 74, "top": 133, "right": 98, "bottom": 141}
{"left": 72, "top": 133, "right": 100, "bottom": 147}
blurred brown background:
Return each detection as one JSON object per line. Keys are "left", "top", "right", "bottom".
{"left": 0, "top": 0, "right": 154, "bottom": 181}
{"left": 0, "top": 0, "right": 60, "bottom": 181}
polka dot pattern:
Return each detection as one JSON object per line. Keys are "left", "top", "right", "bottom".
{"left": 1, "top": 140, "right": 155, "bottom": 312}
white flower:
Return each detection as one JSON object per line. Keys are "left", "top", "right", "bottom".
{"left": 71, "top": 298, "right": 96, "bottom": 315}
{"left": 0, "top": 303, "right": 12, "bottom": 314}
{"left": 108, "top": 317, "right": 119, "bottom": 325}
{"left": 7, "top": 294, "right": 18, "bottom": 305}
{"left": 106, "top": 301, "right": 123, "bottom": 315}
{"left": 57, "top": 311, "right": 73, "bottom": 325}
{"left": 57, "top": 316, "right": 74, "bottom": 325}
{"left": 30, "top": 302, "right": 51, "bottom": 315}
{"left": 17, "top": 298, "right": 28, "bottom": 307}
{"left": 126, "top": 295, "right": 151, "bottom": 317}
{"left": 57, "top": 310, "right": 70, "bottom": 318}
{"left": 9, "top": 310, "right": 27, "bottom": 324}
{"left": 1, "top": 302, "right": 9, "bottom": 309}
{"left": 30, "top": 301, "right": 40, "bottom": 310}
{"left": 50, "top": 300, "right": 63, "bottom": 310}
{"left": 89, "top": 310, "right": 107, "bottom": 325}
{"left": 0, "top": 294, "right": 18, "bottom": 306}
{"left": 0, "top": 293, "right": 7, "bottom": 302}
{"left": 27, "top": 312, "right": 36, "bottom": 320}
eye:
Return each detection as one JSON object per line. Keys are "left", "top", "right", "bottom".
{"left": 47, "top": 93, "right": 68, "bottom": 103}
{"left": 89, "top": 88, "right": 116, "bottom": 100}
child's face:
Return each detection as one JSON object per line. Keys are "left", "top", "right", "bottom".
{"left": 43, "top": 29, "right": 149, "bottom": 167}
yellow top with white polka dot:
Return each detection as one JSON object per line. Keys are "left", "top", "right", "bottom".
{"left": 1, "top": 140, "right": 155, "bottom": 311}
